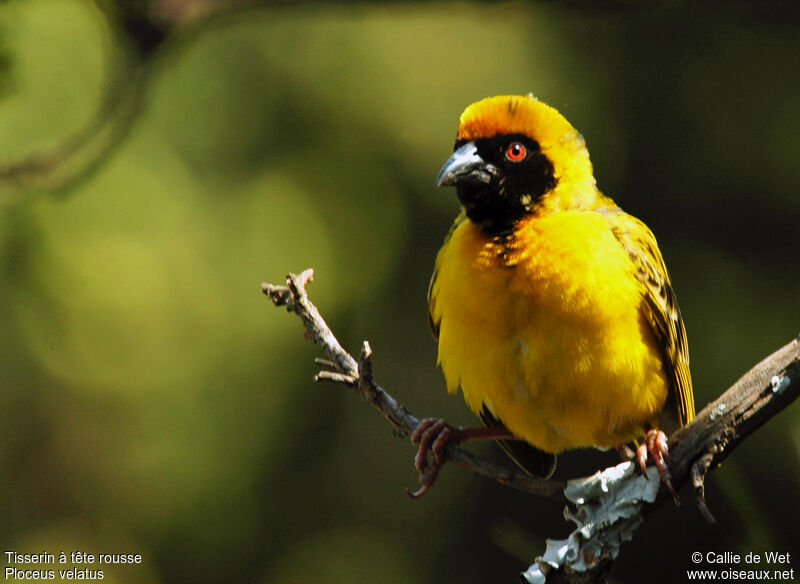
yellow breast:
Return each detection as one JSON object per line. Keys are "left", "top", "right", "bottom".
{"left": 429, "top": 211, "right": 669, "bottom": 453}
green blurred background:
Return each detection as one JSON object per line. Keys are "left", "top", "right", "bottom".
{"left": 0, "top": 1, "right": 797, "bottom": 582}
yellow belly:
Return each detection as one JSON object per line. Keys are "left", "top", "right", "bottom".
{"left": 430, "top": 211, "right": 668, "bottom": 453}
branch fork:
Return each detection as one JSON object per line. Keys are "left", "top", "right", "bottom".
{"left": 262, "top": 269, "right": 800, "bottom": 583}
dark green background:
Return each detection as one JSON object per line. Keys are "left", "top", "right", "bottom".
{"left": 0, "top": 1, "right": 797, "bottom": 582}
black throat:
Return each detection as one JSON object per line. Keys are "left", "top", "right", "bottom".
{"left": 456, "top": 134, "right": 557, "bottom": 236}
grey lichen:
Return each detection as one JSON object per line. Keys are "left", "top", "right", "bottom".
{"left": 709, "top": 402, "right": 727, "bottom": 420}
{"left": 521, "top": 461, "right": 661, "bottom": 583}
{"left": 770, "top": 374, "right": 790, "bottom": 394}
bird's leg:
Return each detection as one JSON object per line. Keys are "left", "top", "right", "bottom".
{"left": 408, "top": 418, "right": 516, "bottom": 498}
{"left": 636, "top": 427, "right": 678, "bottom": 501}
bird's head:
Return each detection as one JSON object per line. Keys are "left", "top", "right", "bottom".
{"left": 436, "top": 95, "right": 597, "bottom": 234}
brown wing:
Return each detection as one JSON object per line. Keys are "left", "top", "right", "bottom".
{"left": 606, "top": 208, "right": 694, "bottom": 428}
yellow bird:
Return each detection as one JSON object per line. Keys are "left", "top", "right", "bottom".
{"left": 412, "top": 95, "right": 694, "bottom": 498}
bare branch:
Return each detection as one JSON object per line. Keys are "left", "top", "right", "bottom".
{"left": 669, "top": 336, "right": 800, "bottom": 485}
{"left": 531, "top": 337, "right": 799, "bottom": 583}
{"left": 261, "top": 270, "right": 567, "bottom": 502}
{"left": 262, "top": 269, "right": 800, "bottom": 583}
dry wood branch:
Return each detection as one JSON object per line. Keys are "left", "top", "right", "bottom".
{"left": 261, "top": 270, "right": 567, "bottom": 502}
{"left": 667, "top": 337, "right": 800, "bottom": 506}
{"left": 262, "top": 269, "right": 800, "bottom": 583}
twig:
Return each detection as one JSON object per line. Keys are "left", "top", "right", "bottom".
{"left": 261, "top": 270, "right": 568, "bottom": 502}
{"left": 262, "top": 269, "right": 800, "bottom": 583}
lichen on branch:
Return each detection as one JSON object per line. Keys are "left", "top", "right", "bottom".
{"left": 262, "top": 269, "right": 799, "bottom": 584}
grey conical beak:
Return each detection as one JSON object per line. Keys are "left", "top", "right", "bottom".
{"left": 435, "top": 142, "right": 494, "bottom": 187}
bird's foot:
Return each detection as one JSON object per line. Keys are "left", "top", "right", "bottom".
{"left": 637, "top": 428, "right": 679, "bottom": 502}
{"left": 408, "top": 419, "right": 457, "bottom": 499}
{"left": 408, "top": 418, "right": 515, "bottom": 499}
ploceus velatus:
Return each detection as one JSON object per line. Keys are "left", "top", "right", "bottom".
{"left": 412, "top": 95, "right": 694, "bottom": 498}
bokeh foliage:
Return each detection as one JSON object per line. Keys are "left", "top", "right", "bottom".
{"left": 0, "top": 1, "right": 797, "bottom": 583}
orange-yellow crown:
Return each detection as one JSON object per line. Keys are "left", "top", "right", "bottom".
{"left": 456, "top": 95, "right": 594, "bottom": 189}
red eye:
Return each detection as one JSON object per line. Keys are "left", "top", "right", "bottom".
{"left": 505, "top": 142, "right": 527, "bottom": 162}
